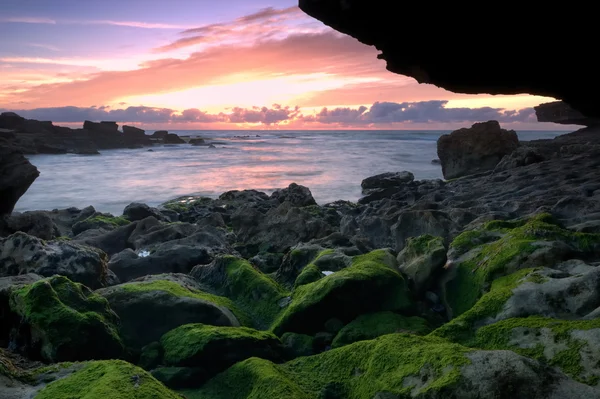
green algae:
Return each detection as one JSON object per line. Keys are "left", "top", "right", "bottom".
{"left": 332, "top": 311, "right": 431, "bottom": 348}
{"left": 444, "top": 214, "right": 600, "bottom": 317}
{"left": 281, "top": 333, "right": 314, "bottom": 358}
{"left": 186, "top": 333, "right": 472, "bottom": 399}
{"left": 472, "top": 316, "right": 600, "bottom": 384}
{"left": 120, "top": 280, "right": 250, "bottom": 326}
{"left": 272, "top": 251, "right": 412, "bottom": 336}
{"left": 403, "top": 234, "right": 445, "bottom": 256}
{"left": 294, "top": 264, "right": 324, "bottom": 288}
{"left": 432, "top": 268, "right": 536, "bottom": 345}
{"left": 161, "top": 324, "right": 279, "bottom": 366}
{"left": 9, "top": 276, "right": 123, "bottom": 362}
{"left": 211, "top": 256, "right": 289, "bottom": 329}
{"left": 35, "top": 360, "right": 181, "bottom": 399}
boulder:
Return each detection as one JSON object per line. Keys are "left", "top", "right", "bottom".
{"left": 270, "top": 183, "right": 317, "bottom": 207}
{"left": 0, "top": 232, "right": 109, "bottom": 288}
{"left": 164, "top": 133, "right": 185, "bottom": 144}
{"left": 5, "top": 211, "right": 59, "bottom": 240}
{"left": 72, "top": 213, "right": 131, "bottom": 235}
{"left": 8, "top": 276, "right": 123, "bottom": 362}
{"left": 361, "top": 171, "right": 414, "bottom": 190}
{"left": 122, "top": 202, "right": 167, "bottom": 222}
{"left": 154, "top": 324, "right": 283, "bottom": 387}
{"left": 494, "top": 146, "right": 546, "bottom": 172}
{"left": 189, "top": 138, "right": 206, "bottom": 146}
{"left": 331, "top": 311, "right": 431, "bottom": 348}
{"left": 83, "top": 120, "right": 119, "bottom": 134}
{"left": 396, "top": 234, "right": 446, "bottom": 294}
{"left": 0, "top": 147, "right": 39, "bottom": 215}
{"left": 122, "top": 125, "right": 145, "bottom": 137}
{"left": 32, "top": 360, "right": 180, "bottom": 399}
{"left": 192, "top": 333, "right": 597, "bottom": 398}
{"left": 272, "top": 250, "right": 412, "bottom": 335}
{"left": 0, "top": 274, "right": 42, "bottom": 347}
{"left": 191, "top": 256, "right": 288, "bottom": 329}
{"left": 437, "top": 121, "right": 519, "bottom": 179}
{"left": 96, "top": 274, "right": 241, "bottom": 350}
{"left": 152, "top": 130, "right": 169, "bottom": 139}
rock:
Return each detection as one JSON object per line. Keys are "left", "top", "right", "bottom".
{"left": 331, "top": 311, "right": 431, "bottom": 348}
{"left": 431, "top": 159, "right": 441, "bottom": 165}
{"left": 96, "top": 274, "right": 240, "bottom": 350}
{"left": 191, "top": 256, "right": 288, "bottom": 329}
{"left": 494, "top": 146, "right": 546, "bottom": 172}
{"left": 72, "top": 213, "right": 131, "bottom": 235}
{"left": 396, "top": 234, "right": 446, "bottom": 294}
{"left": 276, "top": 244, "right": 329, "bottom": 287}
{"left": 437, "top": 121, "right": 519, "bottom": 179}
{"left": 4, "top": 211, "right": 59, "bottom": 240}
{"left": 297, "top": 1, "right": 597, "bottom": 119}
{"left": 7, "top": 276, "right": 123, "bottom": 362}
{"left": 32, "top": 360, "right": 181, "bottom": 399}
{"left": 391, "top": 210, "right": 457, "bottom": 252}
{"left": 535, "top": 101, "right": 600, "bottom": 126}
{"left": 83, "top": 120, "right": 119, "bottom": 134}
{"left": 192, "top": 333, "right": 597, "bottom": 398}
{"left": 164, "top": 133, "right": 185, "bottom": 144}
{"left": 122, "top": 125, "right": 145, "bottom": 137}
{"left": 249, "top": 251, "right": 284, "bottom": 274}
{"left": 189, "top": 138, "right": 206, "bottom": 145}
{"left": 122, "top": 202, "right": 167, "bottom": 222}
{"left": 73, "top": 221, "right": 139, "bottom": 257}
{"left": 281, "top": 332, "right": 314, "bottom": 358}
{"left": 294, "top": 263, "right": 324, "bottom": 288}
{"left": 440, "top": 214, "right": 600, "bottom": 318}
{"left": 270, "top": 183, "right": 318, "bottom": 207}
{"left": 0, "top": 274, "right": 42, "bottom": 347}
{"left": 155, "top": 324, "right": 283, "bottom": 387}
{"left": 272, "top": 250, "right": 412, "bottom": 335}
{"left": 361, "top": 171, "right": 414, "bottom": 190}
{"left": 0, "top": 232, "right": 109, "bottom": 289}
{"left": 152, "top": 130, "right": 169, "bottom": 139}
{"left": 0, "top": 147, "right": 39, "bottom": 215}
{"left": 138, "top": 342, "right": 163, "bottom": 370}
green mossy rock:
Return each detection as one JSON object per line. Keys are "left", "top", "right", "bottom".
{"left": 191, "top": 256, "right": 289, "bottom": 329}
{"left": 397, "top": 235, "right": 446, "bottom": 294}
{"left": 272, "top": 250, "right": 412, "bottom": 335}
{"left": 97, "top": 276, "right": 243, "bottom": 350}
{"left": 294, "top": 263, "right": 323, "bottom": 288}
{"left": 185, "top": 333, "right": 472, "bottom": 398}
{"left": 9, "top": 276, "right": 124, "bottom": 362}
{"left": 332, "top": 311, "right": 431, "bottom": 348}
{"left": 159, "top": 323, "right": 283, "bottom": 387}
{"left": 470, "top": 316, "right": 600, "bottom": 385}
{"left": 151, "top": 366, "right": 205, "bottom": 389}
{"left": 442, "top": 214, "right": 600, "bottom": 318}
{"left": 138, "top": 342, "right": 163, "bottom": 371}
{"left": 281, "top": 333, "right": 314, "bottom": 358}
{"left": 72, "top": 214, "right": 131, "bottom": 235}
{"left": 34, "top": 360, "right": 180, "bottom": 399}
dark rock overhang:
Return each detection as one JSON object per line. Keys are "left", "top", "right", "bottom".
{"left": 298, "top": 0, "right": 598, "bottom": 118}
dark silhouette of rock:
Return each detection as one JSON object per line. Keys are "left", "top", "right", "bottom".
{"left": 164, "top": 133, "right": 185, "bottom": 144}
{"left": 535, "top": 101, "right": 600, "bottom": 126}
{"left": 152, "top": 131, "right": 169, "bottom": 139}
{"left": 298, "top": 1, "right": 598, "bottom": 118}
{"left": 437, "top": 121, "right": 518, "bottom": 179}
{"left": 0, "top": 147, "right": 39, "bottom": 215}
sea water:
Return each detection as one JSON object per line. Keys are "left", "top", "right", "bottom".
{"left": 15, "top": 130, "right": 567, "bottom": 215}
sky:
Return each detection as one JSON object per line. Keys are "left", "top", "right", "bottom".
{"left": 0, "top": 0, "right": 573, "bottom": 130}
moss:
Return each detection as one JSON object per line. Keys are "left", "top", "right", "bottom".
{"left": 35, "top": 360, "right": 181, "bottom": 399}
{"left": 120, "top": 280, "right": 250, "bottom": 326}
{"left": 281, "top": 333, "right": 314, "bottom": 358}
{"left": 84, "top": 215, "right": 130, "bottom": 228}
{"left": 332, "top": 311, "right": 431, "bottom": 348}
{"left": 272, "top": 250, "right": 412, "bottom": 336}
{"left": 472, "top": 316, "right": 600, "bottom": 384}
{"left": 444, "top": 214, "right": 600, "bottom": 317}
{"left": 189, "top": 333, "right": 472, "bottom": 399}
{"left": 9, "top": 276, "right": 124, "bottom": 362}
{"left": 161, "top": 324, "right": 279, "bottom": 366}
{"left": 294, "top": 264, "right": 324, "bottom": 288}
{"left": 449, "top": 230, "right": 498, "bottom": 257}
{"left": 404, "top": 234, "right": 444, "bottom": 256}
{"left": 350, "top": 249, "right": 395, "bottom": 269}
{"left": 432, "top": 268, "right": 536, "bottom": 345}
{"left": 138, "top": 342, "right": 163, "bottom": 370}
{"left": 162, "top": 197, "right": 213, "bottom": 213}
{"left": 215, "top": 256, "right": 289, "bottom": 329}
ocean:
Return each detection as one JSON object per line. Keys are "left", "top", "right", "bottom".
{"left": 14, "top": 130, "right": 569, "bottom": 215}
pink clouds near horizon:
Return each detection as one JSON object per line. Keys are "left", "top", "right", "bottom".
{"left": 0, "top": 4, "right": 564, "bottom": 130}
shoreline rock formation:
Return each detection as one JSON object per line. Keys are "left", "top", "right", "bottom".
{"left": 2, "top": 123, "right": 600, "bottom": 397}
{"left": 0, "top": 112, "right": 186, "bottom": 155}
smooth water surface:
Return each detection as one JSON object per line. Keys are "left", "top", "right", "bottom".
{"left": 15, "top": 130, "right": 567, "bottom": 215}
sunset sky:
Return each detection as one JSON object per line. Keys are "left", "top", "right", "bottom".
{"left": 0, "top": 0, "right": 572, "bottom": 130}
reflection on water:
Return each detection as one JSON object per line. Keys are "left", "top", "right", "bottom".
{"left": 15, "top": 130, "right": 566, "bottom": 215}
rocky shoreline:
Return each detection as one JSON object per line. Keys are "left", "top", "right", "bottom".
{"left": 1, "top": 120, "right": 600, "bottom": 398}
{"left": 0, "top": 112, "right": 192, "bottom": 156}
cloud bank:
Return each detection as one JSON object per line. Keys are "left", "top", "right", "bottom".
{"left": 2, "top": 101, "right": 536, "bottom": 127}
